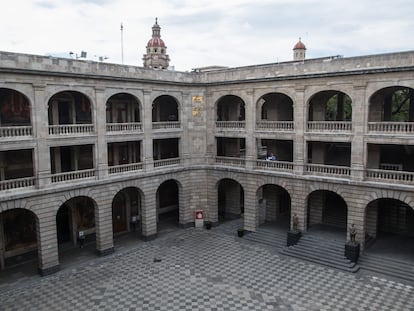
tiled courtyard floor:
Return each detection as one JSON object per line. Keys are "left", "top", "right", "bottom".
{"left": 0, "top": 221, "right": 413, "bottom": 311}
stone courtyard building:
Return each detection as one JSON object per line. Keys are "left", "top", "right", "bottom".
{"left": 0, "top": 27, "right": 413, "bottom": 275}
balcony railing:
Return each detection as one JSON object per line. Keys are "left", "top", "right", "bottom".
{"left": 0, "top": 177, "right": 36, "bottom": 191}
{"left": 307, "top": 121, "right": 352, "bottom": 132}
{"left": 305, "top": 163, "right": 351, "bottom": 177}
{"left": 0, "top": 126, "right": 33, "bottom": 138}
{"left": 256, "top": 121, "right": 294, "bottom": 131}
{"left": 255, "top": 159, "right": 294, "bottom": 172}
{"left": 106, "top": 122, "right": 142, "bottom": 132}
{"left": 51, "top": 169, "right": 96, "bottom": 183}
{"left": 49, "top": 124, "right": 94, "bottom": 135}
{"left": 215, "top": 156, "right": 246, "bottom": 167}
{"left": 366, "top": 169, "right": 414, "bottom": 184}
{"left": 368, "top": 122, "right": 414, "bottom": 134}
{"left": 109, "top": 162, "right": 143, "bottom": 174}
{"left": 153, "top": 157, "right": 181, "bottom": 167}
{"left": 152, "top": 121, "right": 181, "bottom": 130}
{"left": 216, "top": 121, "right": 245, "bottom": 129}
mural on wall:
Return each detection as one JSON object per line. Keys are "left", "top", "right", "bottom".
{"left": 3, "top": 209, "right": 36, "bottom": 251}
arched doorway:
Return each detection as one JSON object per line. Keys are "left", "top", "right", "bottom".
{"left": 216, "top": 95, "right": 245, "bottom": 121}
{"left": 0, "top": 208, "right": 38, "bottom": 271}
{"left": 257, "top": 92, "right": 293, "bottom": 121}
{"left": 307, "top": 190, "right": 348, "bottom": 234}
{"left": 257, "top": 184, "right": 291, "bottom": 229}
{"left": 106, "top": 93, "right": 141, "bottom": 124}
{"left": 365, "top": 199, "right": 414, "bottom": 259}
{"left": 308, "top": 90, "right": 352, "bottom": 122}
{"left": 56, "top": 196, "right": 96, "bottom": 257}
{"left": 0, "top": 88, "right": 31, "bottom": 127}
{"left": 48, "top": 91, "right": 92, "bottom": 126}
{"left": 112, "top": 187, "right": 142, "bottom": 236}
{"left": 218, "top": 178, "right": 244, "bottom": 222}
{"left": 156, "top": 180, "right": 180, "bottom": 231}
{"left": 152, "top": 95, "right": 179, "bottom": 122}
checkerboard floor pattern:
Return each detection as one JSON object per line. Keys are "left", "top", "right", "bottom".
{"left": 0, "top": 221, "right": 413, "bottom": 310}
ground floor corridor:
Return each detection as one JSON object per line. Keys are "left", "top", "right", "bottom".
{"left": 0, "top": 220, "right": 413, "bottom": 311}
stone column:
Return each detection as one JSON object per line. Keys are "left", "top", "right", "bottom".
{"left": 294, "top": 87, "right": 305, "bottom": 175}
{"left": 181, "top": 92, "right": 191, "bottom": 166}
{"left": 94, "top": 88, "right": 108, "bottom": 179}
{"left": 245, "top": 89, "right": 255, "bottom": 169}
{"left": 33, "top": 84, "right": 51, "bottom": 188}
{"left": 351, "top": 84, "right": 366, "bottom": 181}
{"left": 142, "top": 90, "right": 154, "bottom": 170}
{"left": 95, "top": 199, "right": 114, "bottom": 256}
{"left": 141, "top": 186, "right": 157, "bottom": 240}
{"left": 243, "top": 182, "right": 258, "bottom": 232}
{"left": 37, "top": 212, "right": 60, "bottom": 276}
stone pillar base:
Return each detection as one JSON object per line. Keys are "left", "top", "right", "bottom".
{"left": 38, "top": 264, "right": 60, "bottom": 277}
{"left": 142, "top": 233, "right": 158, "bottom": 242}
{"left": 179, "top": 222, "right": 194, "bottom": 229}
{"left": 287, "top": 230, "right": 301, "bottom": 246}
{"left": 96, "top": 247, "right": 115, "bottom": 257}
{"left": 345, "top": 242, "right": 360, "bottom": 263}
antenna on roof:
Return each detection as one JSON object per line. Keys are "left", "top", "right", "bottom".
{"left": 121, "top": 23, "right": 124, "bottom": 64}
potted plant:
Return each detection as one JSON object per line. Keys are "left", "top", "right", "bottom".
{"left": 204, "top": 220, "right": 212, "bottom": 230}
{"left": 237, "top": 227, "right": 245, "bottom": 237}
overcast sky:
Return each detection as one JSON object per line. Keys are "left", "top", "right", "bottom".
{"left": 1, "top": 0, "right": 413, "bottom": 71}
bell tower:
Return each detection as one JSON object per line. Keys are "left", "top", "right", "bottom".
{"left": 293, "top": 38, "right": 306, "bottom": 61}
{"left": 143, "top": 18, "right": 170, "bottom": 69}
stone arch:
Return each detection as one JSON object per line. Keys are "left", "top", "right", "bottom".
{"left": 216, "top": 178, "right": 244, "bottom": 221}
{"left": 368, "top": 85, "right": 414, "bottom": 122}
{"left": 307, "top": 89, "right": 353, "bottom": 122}
{"left": 216, "top": 94, "right": 246, "bottom": 121}
{"left": 306, "top": 189, "right": 348, "bottom": 231}
{"left": 106, "top": 92, "right": 142, "bottom": 123}
{"left": 55, "top": 195, "right": 98, "bottom": 251}
{"left": 112, "top": 186, "right": 143, "bottom": 235}
{"left": 152, "top": 94, "right": 180, "bottom": 122}
{"left": 156, "top": 179, "right": 182, "bottom": 228}
{"left": 256, "top": 92, "right": 294, "bottom": 121}
{"left": 0, "top": 87, "right": 32, "bottom": 126}
{"left": 256, "top": 183, "right": 291, "bottom": 229}
{"left": 47, "top": 90, "right": 93, "bottom": 125}
{"left": 0, "top": 207, "right": 39, "bottom": 270}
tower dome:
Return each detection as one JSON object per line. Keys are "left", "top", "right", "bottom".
{"left": 293, "top": 38, "right": 306, "bottom": 61}
{"left": 143, "top": 18, "right": 170, "bottom": 69}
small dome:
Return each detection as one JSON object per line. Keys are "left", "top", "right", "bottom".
{"left": 147, "top": 37, "right": 166, "bottom": 48}
{"left": 293, "top": 38, "right": 306, "bottom": 50}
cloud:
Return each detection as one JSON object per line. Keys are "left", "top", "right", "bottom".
{"left": 0, "top": 0, "right": 413, "bottom": 71}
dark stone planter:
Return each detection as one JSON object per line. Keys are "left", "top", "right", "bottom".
{"left": 237, "top": 229, "right": 245, "bottom": 237}
{"left": 287, "top": 230, "right": 301, "bottom": 246}
{"left": 345, "top": 242, "right": 360, "bottom": 263}
{"left": 205, "top": 221, "right": 212, "bottom": 230}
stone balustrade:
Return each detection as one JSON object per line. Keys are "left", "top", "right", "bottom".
{"left": 215, "top": 156, "right": 246, "bottom": 167}
{"left": 152, "top": 121, "right": 181, "bottom": 130}
{"left": 368, "top": 122, "right": 414, "bottom": 133}
{"left": 48, "top": 124, "right": 95, "bottom": 135}
{"left": 256, "top": 121, "right": 294, "bottom": 131}
{"left": 307, "top": 121, "right": 352, "bottom": 132}
{"left": 106, "top": 122, "right": 142, "bottom": 132}
{"left": 153, "top": 157, "right": 181, "bottom": 167}
{"left": 366, "top": 169, "right": 414, "bottom": 184}
{"left": 305, "top": 163, "right": 351, "bottom": 177}
{"left": 0, "top": 177, "right": 35, "bottom": 191}
{"left": 0, "top": 126, "right": 32, "bottom": 137}
{"left": 215, "top": 121, "right": 246, "bottom": 129}
{"left": 108, "top": 162, "right": 143, "bottom": 174}
{"left": 255, "top": 159, "right": 294, "bottom": 171}
{"left": 51, "top": 169, "right": 96, "bottom": 183}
